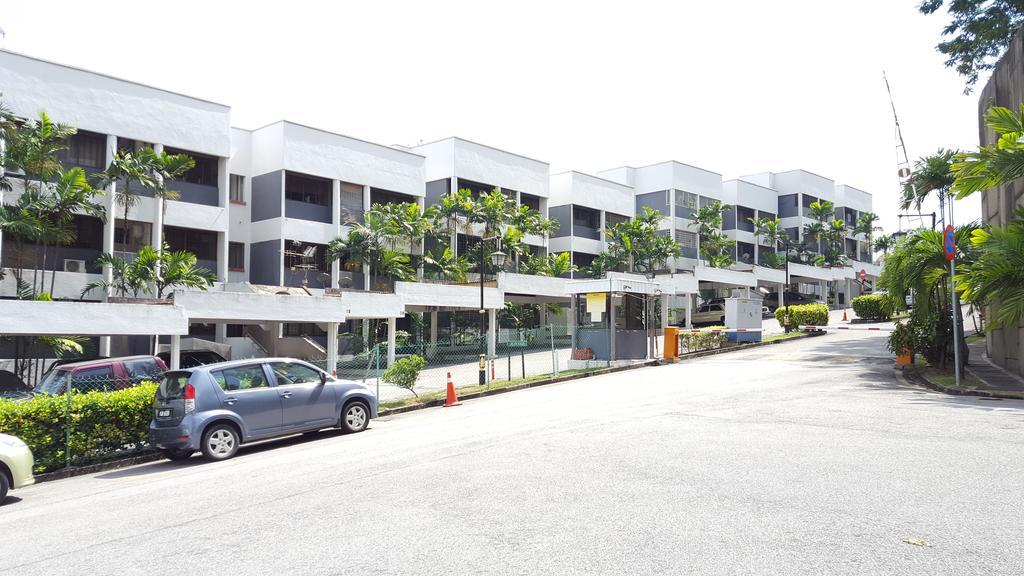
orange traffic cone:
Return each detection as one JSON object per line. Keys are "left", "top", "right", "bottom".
{"left": 444, "top": 372, "right": 461, "bottom": 407}
{"left": 842, "top": 308, "right": 848, "bottom": 322}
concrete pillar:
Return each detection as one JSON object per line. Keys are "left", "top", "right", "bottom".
{"left": 331, "top": 180, "right": 342, "bottom": 289}
{"left": 417, "top": 196, "right": 426, "bottom": 280}
{"left": 169, "top": 334, "right": 181, "bottom": 370}
{"left": 667, "top": 189, "right": 677, "bottom": 271}
{"left": 363, "top": 185, "right": 372, "bottom": 290}
{"left": 684, "top": 294, "right": 693, "bottom": 328}
{"left": 429, "top": 310, "right": 438, "bottom": 355}
{"left": 326, "top": 321, "right": 339, "bottom": 375}
{"left": 99, "top": 134, "right": 118, "bottom": 357}
{"left": 779, "top": 282, "right": 786, "bottom": 310}
{"left": 568, "top": 295, "right": 577, "bottom": 351}
{"left": 488, "top": 308, "right": 497, "bottom": 358}
{"left": 151, "top": 143, "right": 164, "bottom": 254}
{"left": 386, "top": 316, "right": 397, "bottom": 366}
{"left": 217, "top": 158, "right": 230, "bottom": 281}
{"left": 215, "top": 323, "right": 227, "bottom": 344}
{"left": 449, "top": 177, "right": 458, "bottom": 257}
{"left": 0, "top": 132, "right": 4, "bottom": 266}
{"left": 661, "top": 294, "right": 669, "bottom": 328}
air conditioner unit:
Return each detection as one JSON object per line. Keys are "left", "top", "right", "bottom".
{"left": 63, "top": 259, "right": 86, "bottom": 273}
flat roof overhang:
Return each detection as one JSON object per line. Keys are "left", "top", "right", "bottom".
{"left": 174, "top": 290, "right": 350, "bottom": 324}
{"left": 498, "top": 272, "right": 572, "bottom": 298}
{"left": 694, "top": 267, "right": 757, "bottom": 287}
{"left": 394, "top": 281, "right": 504, "bottom": 310}
{"left": 0, "top": 300, "right": 188, "bottom": 336}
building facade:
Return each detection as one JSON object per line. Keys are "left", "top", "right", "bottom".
{"left": 1, "top": 48, "right": 880, "bottom": 367}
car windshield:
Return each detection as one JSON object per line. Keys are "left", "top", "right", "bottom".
{"left": 35, "top": 369, "right": 70, "bottom": 395}
{"left": 157, "top": 371, "right": 192, "bottom": 400}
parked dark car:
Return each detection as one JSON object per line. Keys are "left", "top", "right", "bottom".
{"left": 0, "top": 371, "right": 32, "bottom": 402}
{"left": 150, "top": 358, "right": 377, "bottom": 462}
{"left": 33, "top": 355, "right": 168, "bottom": 395}
{"left": 157, "top": 350, "right": 227, "bottom": 369}
{"left": 763, "top": 291, "right": 823, "bottom": 310}
{"left": 44, "top": 356, "right": 108, "bottom": 376}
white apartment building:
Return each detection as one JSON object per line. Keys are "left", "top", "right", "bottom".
{"left": 0, "top": 48, "right": 881, "bottom": 369}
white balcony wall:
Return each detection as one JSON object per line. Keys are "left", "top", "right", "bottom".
{"left": 835, "top": 184, "right": 873, "bottom": 213}
{"left": 549, "top": 171, "right": 634, "bottom": 216}
{"left": 771, "top": 170, "right": 835, "bottom": 202}
{"left": 0, "top": 50, "right": 230, "bottom": 157}
{"left": 415, "top": 138, "right": 549, "bottom": 199}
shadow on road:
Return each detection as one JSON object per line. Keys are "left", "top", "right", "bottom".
{"left": 0, "top": 495, "right": 23, "bottom": 507}
{"left": 95, "top": 428, "right": 368, "bottom": 480}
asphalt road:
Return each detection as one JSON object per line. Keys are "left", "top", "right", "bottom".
{"left": 2, "top": 330, "right": 1023, "bottom": 575}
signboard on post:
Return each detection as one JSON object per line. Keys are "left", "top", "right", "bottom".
{"left": 943, "top": 225, "right": 956, "bottom": 261}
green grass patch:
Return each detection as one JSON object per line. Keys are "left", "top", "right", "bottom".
{"left": 922, "top": 367, "right": 987, "bottom": 391}
{"left": 379, "top": 368, "right": 599, "bottom": 411}
{"left": 763, "top": 332, "right": 810, "bottom": 343}
{"left": 964, "top": 333, "right": 985, "bottom": 345}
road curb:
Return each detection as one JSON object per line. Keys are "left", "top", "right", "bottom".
{"left": 34, "top": 451, "right": 162, "bottom": 484}
{"left": 899, "top": 367, "right": 1024, "bottom": 400}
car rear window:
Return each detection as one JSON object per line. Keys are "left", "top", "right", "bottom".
{"left": 125, "top": 358, "right": 162, "bottom": 381}
{"left": 157, "top": 371, "right": 192, "bottom": 400}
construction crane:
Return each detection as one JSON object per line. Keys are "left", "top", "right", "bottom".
{"left": 884, "top": 72, "right": 934, "bottom": 232}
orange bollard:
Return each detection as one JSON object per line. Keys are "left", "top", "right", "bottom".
{"left": 842, "top": 308, "right": 848, "bottom": 322}
{"left": 444, "top": 372, "right": 461, "bottom": 407}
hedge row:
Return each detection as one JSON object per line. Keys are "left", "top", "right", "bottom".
{"left": 851, "top": 294, "right": 894, "bottom": 321}
{"left": 775, "top": 303, "right": 829, "bottom": 329}
{"left": 679, "top": 326, "right": 727, "bottom": 353}
{"left": 0, "top": 383, "right": 157, "bottom": 473}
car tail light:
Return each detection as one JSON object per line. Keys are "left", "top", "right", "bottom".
{"left": 184, "top": 383, "right": 196, "bottom": 415}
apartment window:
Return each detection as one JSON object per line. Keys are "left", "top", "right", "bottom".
{"left": 285, "top": 173, "right": 330, "bottom": 206}
{"left": 605, "top": 212, "right": 628, "bottom": 228}
{"left": 229, "top": 174, "right": 245, "bottom": 203}
{"left": 59, "top": 131, "right": 106, "bottom": 170}
{"left": 284, "top": 240, "right": 329, "bottom": 274}
{"left": 572, "top": 206, "right": 599, "bottom": 229}
{"left": 675, "top": 230, "right": 698, "bottom": 248}
{"left": 674, "top": 190, "right": 698, "bottom": 210}
{"left": 370, "top": 188, "right": 413, "bottom": 207}
{"left": 166, "top": 147, "right": 218, "bottom": 186}
{"left": 520, "top": 193, "right": 541, "bottom": 212}
{"left": 340, "top": 181, "right": 364, "bottom": 224}
{"left": 282, "top": 323, "right": 327, "bottom": 338}
{"left": 165, "top": 227, "right": 217, "bottom": 261}
{"left": 228, "top": 242, "right": 245, "bottom": 271}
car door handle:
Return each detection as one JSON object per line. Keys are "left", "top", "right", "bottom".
{"left": 280, "top": 391, "right": 292, "bottom": 399}
{"left": 224, "top": 397, "right": 237, "bottom": 405}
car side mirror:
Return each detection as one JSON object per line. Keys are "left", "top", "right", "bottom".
{"left": 320, "top": 372, "right": 328, "bottom": 385}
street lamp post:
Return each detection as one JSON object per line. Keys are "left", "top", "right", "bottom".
{"left": 479, "top": 235, "right": 506, "bottom": 385}
{"left": 782, "top": 237, "right": 792, "bottom": 333}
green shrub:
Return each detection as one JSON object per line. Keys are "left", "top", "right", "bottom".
{"left": 851, "top": 294, "right": 894, "bottom": 321}
{"left": 382, "top": 354, "right": 426, "bottom": 396}
{"left": 775, "top": 303, "right": 829, "bottom": 329}
{"left": 0, "top": 382, "right": 157, "bottom": 473}
{"left": 886, "top": 322, "right": 914, "bottom": 355}
{"left": 679, "top": 326, "right": 728, "bottom": 353}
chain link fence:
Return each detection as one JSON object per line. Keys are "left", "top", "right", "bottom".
{"left": 0, "top": 374, "right": 160, "bottom": 474}
{"left": 316, "top": 324, "right": 574, "bottom": 402}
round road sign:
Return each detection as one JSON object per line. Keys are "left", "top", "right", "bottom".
{"left": 943, "top": 225, "right": 956, "bottom": 261}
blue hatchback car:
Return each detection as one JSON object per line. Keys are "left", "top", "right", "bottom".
{"left": 150, "top": 358, "right": 377, "bottom": 462}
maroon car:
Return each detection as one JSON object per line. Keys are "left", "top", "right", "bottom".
{"left": 34, "top": 355, "right": 168, "bottom": 395}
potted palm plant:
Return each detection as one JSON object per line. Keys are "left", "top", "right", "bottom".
{"left": 887, "top": 322, "right": 915, "bottom": 366}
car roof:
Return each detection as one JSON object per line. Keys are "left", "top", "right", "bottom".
{"left": 55, "top": 355, "right": 157, "bottom": 371}
{"left": 173, "top": 357, "right": 319, "bottom": 373}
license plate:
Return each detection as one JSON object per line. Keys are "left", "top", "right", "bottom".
{"left": 158, "top": 409, "right": 171, "bottom": 418}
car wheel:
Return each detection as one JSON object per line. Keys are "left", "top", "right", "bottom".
{"left": 340, "top": 400, "right": 369, "bottom": 434}
{"left": 0, "top": 472, "right": 8, "bottom": 504}
{"left": 161, "top": 448, "right": 193, "bottom": 462}
{"left": 720, "top": 316, "right": 726, "bottom": 324}
{"left": 201, "top": 424, "right": 240, "bottom": 461}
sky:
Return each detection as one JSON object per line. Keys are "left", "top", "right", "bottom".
{"left": 0, "top": 0, "right": 986, "bottom": 236}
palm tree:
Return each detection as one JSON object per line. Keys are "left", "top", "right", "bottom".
{"left": 902, "top": 150, "right": 956, "bottom": 225}
{"left": 81, "top": 252, "right": 149, "bottom": 298}
{"left": 879, "top": 225, "right": 979, "bottom": 370}
{"left": 825, "top": 219, "right": 850, "bottom": 266}
{"left": 92, "top": 150, "right": 157, "bottom": 253}
{"left": 153, "top": 244, "right": 216, "bottom": 298}
{"left": 872, "top": 234, "right": 896, "bottom": 256}
{"left": 422, "top": 247, "right": 469, "bottom": 282}
{"left": 426, "top": 188, "right": 474, "bottom": 256}
{"left": 803, "top": 200, "right": 834, "bottom": 255}
{"left": 958, "top": 207, "right": 1024, "bottom": 330}
{"left": 689, "top": 201, "right": 735, "bottom": 268}
{"left": 543, "top": 252, "right": 577, "bottom": 277}
{"left": 952, "top": 105, "right": 1024, "bottom": 199}
{"left": 42, "top": 167, "right": 104, "bottom": 293}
